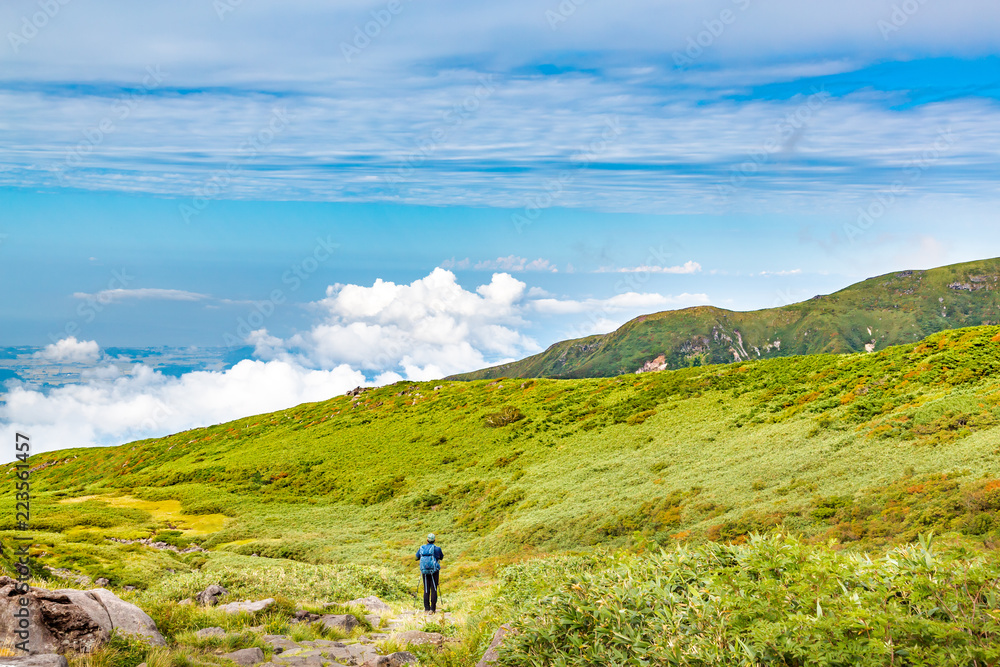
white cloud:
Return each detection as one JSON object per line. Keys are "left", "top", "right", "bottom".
{"left": 72, "top": 288, "right": 210, "bottom": 303}
{"left": 531, "top": 291, "right": 710, "bottom": 315}
{"left": 474, "top": 256, "right": 558, "bottom": 272}
{"left": 758, "top": 269, "right": 803, "bottom": 277}
{"left": 596, "top": 261, "right": 702, "bottom": 274}
{"left": 440, "top": 257, "right": 471, "bottom": 270}
{"left": 266, "top": 269, "right": 540, "bottom": 379}
{"left": 0, "top": 359, "right": 366, "bottom": 454}
{"left": 34, "top": 337, "right": 100, "bottom": 363}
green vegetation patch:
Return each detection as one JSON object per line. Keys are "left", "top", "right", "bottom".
{"left": 499, "top": 534, "right": 1000, "bottom": 666}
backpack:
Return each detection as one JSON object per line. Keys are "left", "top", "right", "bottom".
{"left": 418, "top": 544, "right": 438, "bottom": 574}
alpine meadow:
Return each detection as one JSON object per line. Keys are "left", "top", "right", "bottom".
{"left": 6, "top": 317, "right": 1000, "bottom": 664}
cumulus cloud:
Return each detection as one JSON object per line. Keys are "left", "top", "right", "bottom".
{"left": 34, "top": 337, "right": 100, "bottom": 363}
{"left": 595, "top": 261, "right": 702, "bottom": 274}
{"left": 261, "top": 269, "right": 540, "bottom": 380}
{"left": 0, "top": 359, "right": 366, "bottom": 454}
{"left": 72, "top": 288, "right": 210, "bottom": 303}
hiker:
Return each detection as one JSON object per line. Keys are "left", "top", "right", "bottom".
{"left": 416, "top": 532, "right": 444, "bottom": 613}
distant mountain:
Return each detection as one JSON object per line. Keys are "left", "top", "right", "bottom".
{"left": 450, "top": 257, "right": 1000, "bottom": 380}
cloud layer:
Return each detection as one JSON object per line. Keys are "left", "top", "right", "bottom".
{"left": 1, "top": 1, "right": 998, "bottom": 212}
{"left": 3, "top": 269, "right": 700, "bottom": 453}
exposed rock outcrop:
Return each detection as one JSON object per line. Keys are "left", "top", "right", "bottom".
{"left": 0, "top": 577, "right": 165, "bottom": 654}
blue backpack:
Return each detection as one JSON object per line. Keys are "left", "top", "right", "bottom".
{"left": 418, "top": 544, "right": 438, "bottom": 574}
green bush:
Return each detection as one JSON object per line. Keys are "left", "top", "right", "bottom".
{"left": 499, "top": 534, "right": 1000, "bottom": 667}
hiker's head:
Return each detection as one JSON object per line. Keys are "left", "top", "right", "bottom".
{"left": 427, "top": 533, "right": 436, "bottom": 543}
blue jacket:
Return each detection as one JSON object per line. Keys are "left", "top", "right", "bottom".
{"left": 415, "top": 544, "right": 444, "bottom": 571}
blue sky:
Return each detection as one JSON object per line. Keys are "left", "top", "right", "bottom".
{"left": 1, "top": 0, "right": 1000, "bottom": 452}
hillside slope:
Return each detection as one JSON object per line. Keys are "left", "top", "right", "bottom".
{"left": 5, "top": 326, "right": 1000, "bottom": 594}
{"left": 451, "top": 257, "right": 1000, "bottom": 379}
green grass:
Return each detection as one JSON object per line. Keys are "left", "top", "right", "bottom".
{"left": 451, "top": 256, "right": 1000, "bottom": 379}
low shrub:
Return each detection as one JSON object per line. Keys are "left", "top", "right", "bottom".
{"left": 499, "top": 534, "right": 1000, "bottom": 666}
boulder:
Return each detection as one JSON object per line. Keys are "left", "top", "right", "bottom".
{"left": 318, "top": 614, "right": 357, "bottom": 633}
{"left": 195, "top": 584, "right": 229, "bottom": 607}
{"left": 263, "top": 635, "right": 301, "bottom": 652}
{"left": 217, "top": 598, "right": 275, "bottom": 615}
{"left": 195, "top": 627, "right": 226, "bottom": 639}
{"left": 363, "top": 614, "right": 381, "bottom": 628}
{"left": 0, "top": 655, "right": 69, "bottom": 667}
{"left": 345, "top": 597, "right": 391, "bottom": 613}
{"left": 94, "top": 578, "right": 110, "bottom": 588}
{"left": 475, "top": 624, "right": 515, "bottom": 667}
{"left": 88, "top": 589, "right": 166, "bottom": 646}
{"left": 221, "top": 647, "right": 265, "bottom": 666}
{"left": 0, "top": 576, "right": 165, "bottom": 654}
{"left": 394, "top": 630, "right": 445, "bottom": 647}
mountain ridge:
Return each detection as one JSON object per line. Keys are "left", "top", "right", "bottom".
{"left": 449, "top": 257, "right": 1000, "bottom": 380}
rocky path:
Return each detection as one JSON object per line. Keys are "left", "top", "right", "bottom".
{"left": 254, "top": 608, "right": 456, "bottom": 667}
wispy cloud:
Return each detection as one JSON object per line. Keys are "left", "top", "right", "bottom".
{"left": 474, "top": 256, "right": 558, "bottom": 272}
{"left": 531, "top": 292, "right": 710, "bottom": 315}
{"left": 0, "top": 0, "right": 997, "bottom": 214}
{"left": 758, "top": 269, "right": 802, "bottom": 277}
{"left": 72, "top": 288, "right": 210, "bottom": 303}
{"left": 595, "top": 261, "right": 702, "bottom": 274}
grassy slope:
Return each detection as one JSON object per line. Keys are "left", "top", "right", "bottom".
{"left": 451, "top": 257, "right": 1000, "bottom": 379}
{"left": 4, "top": 326, "right": 1000, "bottom": 600}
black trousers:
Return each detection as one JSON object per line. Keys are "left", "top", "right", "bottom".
{"left": 422, "top": 571, "right": 439, "bottom": 611}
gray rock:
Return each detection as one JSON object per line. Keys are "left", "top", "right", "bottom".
{"left": 395, "top": 630, "right": 445, "bottom": 646}
{"left": 387, "top": 652, "right": 418, "bottom": 667}
{"left": 271, "top": 656, "right": 323, "bottom": 667}
{"left": 346, "top": 643, "right": 379, "bottom": 665}
{"left": 318, "top": 614, "right": 357, "bottom": 633}
{"left": 221, "top": 647, "right": 265, "bottom": 666}
{"left": 0, "top": 655, "right": 69, "bottom": 667}
{"left": 475, "top": 624, "right": 515, "bottom": 667}
{"left": 195, "top": 584, "right": 229, "bottom": 607}
{"left": 263, "top": 635, "right": 301, "bottom": 652}
{"left": 178, "top": 598, "right": 194, "bottom": 606}
{"left": 363, "top": 614, "right": 381, "bottom": 628}
{"left": 217, "top": 598, "right": 275, "bottom": 615}
{"left": 0, "top": 576, "right": 165, "bottom": 654}
{"left": 346, "top": 596, "right": 391, "bottom": 613}
{"left": 94, "top": 578, "right": 110, "bottom": 588}
{"left": 88, "top": 588, "right": 166, "bottom": 646}
{"left": 195, "top": 627, "right": 226, "bottom": 639}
